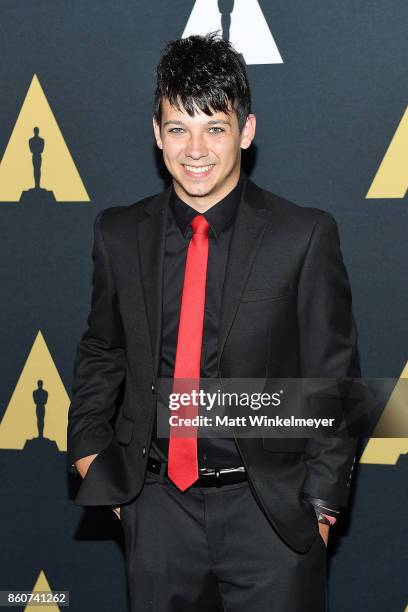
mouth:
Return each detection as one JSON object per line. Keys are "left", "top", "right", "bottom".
{"left": 182, "top": 164, "right": 215, "bottom": 178}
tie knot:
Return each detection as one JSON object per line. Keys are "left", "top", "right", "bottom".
{"left": 190, "top": 214, "right": 210, "bottom": 235}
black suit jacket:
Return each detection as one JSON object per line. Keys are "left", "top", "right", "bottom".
{"left": 67, "top": 174, "right": 360, "bottom": 553}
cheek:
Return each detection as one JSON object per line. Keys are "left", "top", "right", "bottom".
{"left": 163, "top": 141, "right": 184, "bottom": 162}
{"left": 213, "top": 139, "right": 237, "bottom": 160}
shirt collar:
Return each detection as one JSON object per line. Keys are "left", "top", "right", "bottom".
{"left": 169, "top": 172, "right": 244, "bottom": 239}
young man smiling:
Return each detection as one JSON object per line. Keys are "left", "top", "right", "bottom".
{"left": 68, "top": 33, "right": 360, "bottom": 611}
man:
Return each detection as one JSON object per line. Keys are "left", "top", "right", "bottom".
{"left": 67, "top": 33, "right": 360, "bottom": 611}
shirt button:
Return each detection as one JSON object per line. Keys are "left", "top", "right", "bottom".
{"left": 142, "top": 447, "right": 146, "bottom": 457}
{"left": 151, "top": 382, "right": 155, "bottom": 394}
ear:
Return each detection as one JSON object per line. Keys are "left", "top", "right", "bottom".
{"left": 153, "top": 116, "right": 163, "bottom": 150}
{"left": 240, "top": 114, "right": 256, "bottom": 150}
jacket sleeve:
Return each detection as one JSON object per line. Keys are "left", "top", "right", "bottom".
{"left": 297, "top": 211, "right": 361, "bottom": 508}
{"left": 66, "top": 208, "right": 127, "bottom": 474}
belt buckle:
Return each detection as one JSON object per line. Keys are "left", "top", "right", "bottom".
{"left": 198, "top": 467, "right": 220, "bottom": 487}
{"left": 198, "top": 466, "right": 245, "bottom": 488}
{"left": 200, "top": 468, "right": 222, "bottom": 488}
{"left": 215, "top": 469, "right": 221, "bottom": 488}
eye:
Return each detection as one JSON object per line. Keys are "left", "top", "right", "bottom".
{"left": 168, "top": 127, "right": 185, "bottom": 134}
{"left": 209, "top": 127, "right": 225, "bottom": 134}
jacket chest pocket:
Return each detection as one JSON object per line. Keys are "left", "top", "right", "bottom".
{"left": 240, "top": 284, "right": 293, "bottom": 303}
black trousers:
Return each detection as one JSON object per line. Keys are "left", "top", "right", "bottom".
{"left": 120, "top": 464, "right": 327, "bottom": 612}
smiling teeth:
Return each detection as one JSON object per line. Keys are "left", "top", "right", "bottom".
{"left": 184, "top": 165, "right": 214, "bottom": 173}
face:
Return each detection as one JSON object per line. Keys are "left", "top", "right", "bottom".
{"left": 153, "top": 97, "right": 256, "bottom": 211}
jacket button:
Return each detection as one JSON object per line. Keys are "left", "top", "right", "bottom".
{"left": 142, "top": 447, "right": 146, "bottom": 457}
{"left": 151, "top": 382, "right": 155, "bottom": 394}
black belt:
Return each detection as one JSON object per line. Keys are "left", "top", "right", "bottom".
{"left": 147, "top": 456, "right": 247, "bottom": 488}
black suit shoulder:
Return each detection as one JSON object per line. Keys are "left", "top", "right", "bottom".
{"left": 259, "top": 185, "right": 339, "bottom": 242}
{"left": 261, "top": 186, "right": 327, "bottom": 222}
{"left": 93, "top": 189, "right": 168, "bottom": 239}
{"left": 96, "top": 194, "right": 156, "bottom": 224}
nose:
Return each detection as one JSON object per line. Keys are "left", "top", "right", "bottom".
{"left": 184, "top": 133, "right": 209, "bottom": 160}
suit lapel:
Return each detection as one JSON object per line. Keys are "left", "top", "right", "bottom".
{"left": 216, "top": 176, "right": 268, "bottom": 373}
{"left": 136, "top": 186, "right": 171, "bottom": 378}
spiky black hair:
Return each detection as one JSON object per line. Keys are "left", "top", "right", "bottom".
{"left": 154, "top": 32, "right": 251, "bottom": 131}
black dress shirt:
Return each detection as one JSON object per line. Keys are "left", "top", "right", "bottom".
{"left": 149, "top": 174, "right": 244, "bottom": 469}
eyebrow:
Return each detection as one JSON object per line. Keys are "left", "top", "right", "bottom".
{"left": 162, "top": 119, "right": 231, "bottom": 127}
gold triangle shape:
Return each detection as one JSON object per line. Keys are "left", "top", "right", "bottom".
{"left": 24, "top": 570, "right": 62, "bottom": 611}
{"left": 0, "top": 330, "right": 70, "bottom": 450}
{"left": 360, "top": 361, "right": 408, "bottom": 464}
{"left": 366, "top": 106, "right": 408, "bottom": 199}
{"left": 0, "top": 74, "right": 90, "bottom": 202}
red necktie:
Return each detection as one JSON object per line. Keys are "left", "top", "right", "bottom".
{"left": 167, "top": 214, "right": 210, "bottom": 491}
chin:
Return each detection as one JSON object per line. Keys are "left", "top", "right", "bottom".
{"left": 176, "top": 177, "right": 217, "bottom": 198}
{"left": 179, "top": 187, "right": 208, "bottom": 199}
